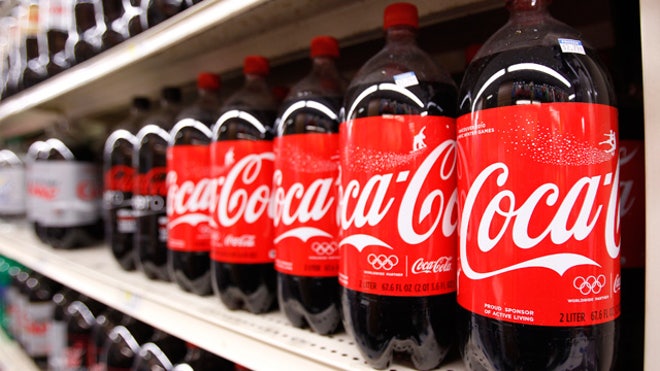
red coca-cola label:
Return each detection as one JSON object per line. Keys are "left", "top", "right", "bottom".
{"left": 105, "top": 165, "right": 135, "bottom": 193}
{"left": 619, "top": 140, "right": 645, "bottom": 268}
{"left": 167, "top": 145, "right": 213, "bottom": 252}
{"left": 273, "top": 133, "right": 339, "bottom": 277}
{"left": 338, "top": 115, "right": 457, "bottom": 296}
{"left": 457, "top": 102, "right": 620, "bottom": 326}
{"left": 135, "top": 167, "right": 168, "bottom": 196}
{"left": 209, "top": 140, "right": 274, "bottom": 263}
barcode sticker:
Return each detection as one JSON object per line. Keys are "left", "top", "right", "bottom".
{"left": 558, "top": 38, "right": 586, "bottom": 55}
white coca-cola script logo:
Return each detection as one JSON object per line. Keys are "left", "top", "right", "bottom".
{"left": 460, "top": 161, "right": 620, "bottom": 280}
{"left": 211, "top": 152, "right": 274, "bottom": 227}
{"left": 166, "top": 171, "right": 214, "bottom": 228}
{"left": 339, "top": 139, "right": 457, "bottom": 251}
{"left": 411, "top": 256, "right": 453, "bottom": 274}
{"left": 272, "top": 170, "right": 336, "bottom": 244}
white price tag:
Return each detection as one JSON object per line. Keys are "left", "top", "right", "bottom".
{"left": 393, "top": 71, "right": 419, "bottom": 88}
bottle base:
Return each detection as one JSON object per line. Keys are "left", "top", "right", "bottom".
{"left": 457, "top": 307, "right": 619, "bottom": 371}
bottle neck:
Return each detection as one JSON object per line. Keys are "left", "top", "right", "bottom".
{"left": 507, "top": 0, "right": 551, "bottom": 24}
{"left": 311, "top": 56, "right": 340, "bottom": 78}
{"left": 384, "top": 25, "right": 418, "bottom": 47}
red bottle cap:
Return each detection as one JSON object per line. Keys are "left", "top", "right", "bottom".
{"left": 310, "top": 36, "right": 340, "bottom": 58}
{"left": 383, "top": 2, "right": 419, "bottom": 30}
{"left": 197, "top": 72, "right": 221, "bottom": 91}
{"left": 243, "top": 55, "right": 270, "bottom": 76}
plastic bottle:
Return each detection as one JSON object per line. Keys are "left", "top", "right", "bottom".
{"left": 65, "top": 297, "right": 105, "bottom": 370}
{"left": 104, "top": 97, "right": 152, "bottom": 271}
{"left": 100, "top": 0, "right": 128, "bottom": 50}
{"left": 123, "top": 0, "right": 145, "bottom": 37}
{"left": 171, "top": 343, "right": 234, "bottom": 371}
{"left": 134, "top": 87, "right": 182, "bottom": 281}
{"left": 210, "top": 55, "right": 278, "bottom": 314}
{"left": 167, "top": 72, "right": 221, "bottom": 296}
{"left": 23, "top": 272, "right": 60, "bottom": 368}
{"left": 67, "top": 0, "right": 104, "bottom": 64}
{"left": 88, "top": 306, "right": 123, "bottom": 370}
{"left": 131, "top": 329, "right": 187, "bottom": 370}
{"left": 0, "top": 149, "right": 27, "bottom": 220}
{"left": 456, "top": 0, "right": 619, "bottom": 370}
{"left": 20, "top": 0, "right": 48, "bottom": 90}
{"left": 339, "top": 3, "right": 458, "bottom": 369}
{"left": 41, "top": 0, "right": 73, "bottom": 78}
{"left": 48, "top": 286, "right": 81, "bottom": 371}
{"left": 273, "top": 36, "right": 344, "bottom": 335}
{"left": 144, "top": 0, "right": 185, "bottom": 29}
{"left": 25, "top": 140, "right": 51, "bottom": 243}
{"left": 611, "top": 2, "right": 644, "bottom": 369}
{"left": 101, "top": 316, "right": 154, "bottom": 370}
{"left": 35, "top": 120, "right": 104, "bottom": 249}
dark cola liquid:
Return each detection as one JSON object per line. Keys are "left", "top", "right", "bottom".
{"left": 72, "top": 0, "right": 102, "bottom": 63}
{"left": 105, "top": 132, "right": 138, "bottom": 270}
{"left": 277, "top": 96, "right": 342, "bottom": 335}
{"left": 43, "top": 142, "right": 104, "bottom": 249}
{"left": 169, "top": 121, "right": 213, "bottom": 296}
{"left": 103, "top": 318, "right": 154, "bottom": 370}
{"left": 135, "top": 127, "right": 170, "bottom": 281}
{"left": 211, "top": 108, "right": 278, "bottom": 314}
{"left": 342, "top": 81, "right": 457, "bottom": 370}
{"left": 46, "top": 29, "right": 70, "bottom": 77}
{"left": 457, "top": 45, "right": 618, "bottom": 371}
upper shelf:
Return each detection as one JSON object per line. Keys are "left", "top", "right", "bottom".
{"left": 0, "top": 0, "right": 501, "bottom": 137}
{"left": 0, "top": 222, "right": 466, "bottom": 371}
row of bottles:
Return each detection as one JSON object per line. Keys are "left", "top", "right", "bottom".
{"left": 0, "top": 0, "right": 645, "bottom": 370}
{"left": 0, "top": 256, "right": 243, "bottom": 370}
{"left": 0, "top": 0, "right": 204, "bottom": 100}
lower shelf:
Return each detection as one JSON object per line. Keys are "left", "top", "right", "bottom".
{"left": 0, "top": 222, "right": 464, "bottom": 371}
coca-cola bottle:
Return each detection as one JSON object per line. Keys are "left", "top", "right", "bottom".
{"left": 339, "top": 3, "right": 457, "bottom": 370}
{"left": 104, "top": 97, "right": 152, "bottom": 271}
{"left": 124, "top": 0, "right": 145, "bottom": 37}
{"left": 171, "top": 344, "right": 234, "bottom": 371}
{"left": 144, "top": 0, "right": 185, "bottom": 29}
{"left": 101, "top": 316, "right": 154, "bottom": 370}
{"left": 6, "top": 264, "right": 29, "bottom": 341}
{"left": 88, "top": 306, "right": 123, "bottom": 370}
{"left": 167, "top": 72, "right": 221, "bottom": 296}
{"left": 25, "top": 140, "right": 51, "bottom": 243}
{"left": 36, "top": 121, "right": 104, "bottom": 249}
{"left": 273, "top": 36, "right": 344, "bottom": 335}
{"left": 41, "top": 0, "right": 73, "bottom": 78}
{"left": 131, "top": 329, "right": 187, "bottom": 370}
{"left": 210, "top": 55, "right": 278, "bottom": 314}
{"left": 456, "top": 1, "right": 620, "bottom": 370}
{"left": 23, "top": 272, "right": 60, "bottom": 369}
{"left": 134, "top": 87, "right": 182, "bottom": 281}
{"left": 611, "top": 2, "right": 644, "bottom": 369}
{"left": 65, "top": 297, "right": 105, "bottom": 370}
{"left": 48, "top": 286, "right": 81, "bottom": 371}
{"left": 67, "top": 0, "right": 104, "bottom": 64}
{"left": 0, "top": 149, "right": 27, "bottom": 220}
{"left": 20, "top": 0, "right": 48, "bottom": 90}
{"left": 1, "top": 16, "right": 18, "bottom": 99}
{"left": 100, "top": 0, "right": 127, "bottom": 50}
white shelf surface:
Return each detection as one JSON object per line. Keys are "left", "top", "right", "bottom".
{"left": 0, "top": 223, "right": 465, "bottom": 371}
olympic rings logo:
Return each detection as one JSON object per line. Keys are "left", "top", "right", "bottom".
{"left": 367, "top": 254, "right": 399, "bottom": 270}
{"left": 311, "top": 242, "right": 337, "bottom": 256}
{"left": 573, "top": 275, "right": 606, "bottom": 295}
